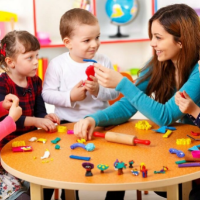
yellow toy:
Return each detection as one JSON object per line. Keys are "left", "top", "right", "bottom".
{"left": 77, "top": 138, "right": 86, "bottom": 143}
{"left": 57, "top": 125, "right": 67, "bottom": 133}
{"left": 135, "top": 121, "right": 152, "bottom": 130}
{"left": 12, "top": 141, "right": 25, "bottom": 147}
{"left": 37, "top": 138, "right": 47, "bottom": 144}
{"left": 163, "top": 130, "right": 172, "bottom": 138}
{"left": 176, "top": 138, "right": 191, "bottom": 145}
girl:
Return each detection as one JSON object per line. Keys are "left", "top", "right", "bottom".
{"left": 0, "top": 94, "right": 30, "bottom": 200}
{"left": 74, "top": 4, "right": 200, "bottom": 200}
{"left": 0, "top": 30, "right": 60, "bottom": 200}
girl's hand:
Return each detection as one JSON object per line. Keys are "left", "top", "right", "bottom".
{"left": 3, "top": 94, "right": 19, "bottom": 110}
{"left": 84, "top": 76, "right": 99, "bottom": 97}
{"left": 45, "top": 113, "right": 60, "bottom": 124}
{"left": 74, "top": 117, "right": 96, "bottom": 140}
{"left": 175, "top": 91, "right": 182, "bottom": 106}
{"left": 177, "top": 91, "right": 200, "bottom": 117}
{"left": 34, "top": 118, "right": 57, "bottom": 132}
{"left": 94, "top": 63, "right": 123, "bottom": 88}
{"left": 8, "top": 100, "right": 22, "bottom": 122}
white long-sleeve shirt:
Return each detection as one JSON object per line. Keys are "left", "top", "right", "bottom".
{"left": 42, "top": 52, "right": 119, "bottom": 122}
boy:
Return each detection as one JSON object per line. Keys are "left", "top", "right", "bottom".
{"left": 42, "top": 8, "right": 120, "bottom": 200}
{"left": 42, "top": 8, "right": 119, "bottom": 124}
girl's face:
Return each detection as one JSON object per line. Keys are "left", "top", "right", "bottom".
{"left": 64, "top": 23, "right": 100, "bottom": 63}
{"left": 150, "top": 20, "right": 182, "bottom": 66}
{"left": 12, "top": 43, "right": 39, "bottom": 77}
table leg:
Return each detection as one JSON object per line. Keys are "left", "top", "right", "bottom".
{"left": 64, "top": 189, "right": 76, "bottom": 200}
{"left": 167, "top": 184, "right": 179, "bottom": 200}
{"left": 182, "top": 181, "right": 192, "bottom": 200}
{"left": 30, "top": 183, "right": 43, "bottom": 200}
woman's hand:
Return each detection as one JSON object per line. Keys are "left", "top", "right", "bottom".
{"left": 74, "top": 117, "right": 96, "bottom": 140}
{"left": 45, "top": 113, "right": 60, "bottom": 124}
{"left": 94, "top": 63, "right": 123, "bottom": 88}
{"left": 3, "top": 94, "right": 19, "bottom": 110}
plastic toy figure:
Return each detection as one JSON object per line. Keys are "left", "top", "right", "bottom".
{"left": 129, "top": 160, "right": 134, "bottom": 168}
{"left": 97, "top": 164, "right": 109, "bottom": 173}
{"left": 142, "top": 169, "right": 148, "bottom": 178}
{"left": 82, "top": 162, "right": 94, "bottom": 176}
{"left": 114, "top": 161, "right": 127, "bottom": 175}
{"left": 169, "top": 148, "right": 185, "bottom": 158}
{"left": 131, "top": 168, "right": 139, "bottom": 176}
{"left": 140, "top": 163, "right": 146, "bottom": 172}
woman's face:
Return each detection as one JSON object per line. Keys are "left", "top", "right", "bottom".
{"left": 150, "top": 20, "right": 182, "bottom": 65}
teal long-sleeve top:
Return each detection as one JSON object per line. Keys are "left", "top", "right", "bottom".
{"left": 88, "top": 62, "right": 200, "bottom": 127}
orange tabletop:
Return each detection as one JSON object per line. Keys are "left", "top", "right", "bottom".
{"left": 1, "top": 120, "right": 200, "bottom": 200}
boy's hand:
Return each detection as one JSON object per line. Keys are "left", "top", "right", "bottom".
{"left": 70, "top": 81, "right": 87, "bottom": 102}
{"left": 84, "top": 76, "right": 99, "bottom": 97}
{"left": 45, "top": 113, "right": 60, "bottom": 124}
{"left": 74, "top": 117, "right": 96, "bottom": 140}
{"left": 8, "top": 100, "right": 22, "bottom": 122}
{"left": 34, "top": 118, "right": 57, "bottom": 132}
{"left": 3, "top": 94, "right": 19, "bottom": 110}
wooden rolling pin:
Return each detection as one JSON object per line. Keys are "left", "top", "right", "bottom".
{"left": 93, "top": 132, "right": 150, "bottom": 146}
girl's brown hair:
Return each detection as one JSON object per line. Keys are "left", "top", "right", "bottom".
{"left": 0, "top": 30, "right": 40, "bottom": 70}
{"left": 60, "top": 8, "right": 98, "bottom": 40}
{"left": 136, "top": 4, "right": 200, "bottom": 104}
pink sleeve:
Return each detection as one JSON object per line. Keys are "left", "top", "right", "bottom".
{"left": 0, "top": 102, "right": 8, "bottom": 117}
{"left": 0, "top": 116, "right": 16, "bottom": 141}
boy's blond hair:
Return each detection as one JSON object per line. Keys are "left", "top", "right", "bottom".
{"left": 60, "top": 8, "right": 98, "bottom": 40}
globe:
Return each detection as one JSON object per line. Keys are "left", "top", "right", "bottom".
{"left": 105, "top": 0, "right": 139, "bottom": 38}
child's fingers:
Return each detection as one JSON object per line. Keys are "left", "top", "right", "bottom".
{"left": 183, "top": 91, "right": 190, "bottom": 99}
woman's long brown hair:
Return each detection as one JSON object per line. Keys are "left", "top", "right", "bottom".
{"left": 136, "top": 4, "right": 200, "bottom": 104}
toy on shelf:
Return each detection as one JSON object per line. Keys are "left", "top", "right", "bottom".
{"left": 169, "top": 148, "right": 185, "bottom": 158}
{"left": 129, "top": 160, "right": 134, "bottom": 168}
{"left": 93, "top": 131, "right": 150, "bottom": 146}
{"left": 114, "top": 161, "right": 127, "bottom": 175}
{"left": 135, "top": 121, "right": 152, "bottom": 130}
{"left": 141, "top": 169, "right": 148, "bottom": 178}
{"left": 70, "top": 155, "right": 90, "bottom": 161}
{"left": 131, "top": 168, "right": 139, "bottom": 176}
{"left": 0, "top": 11, "right": 18, "bottom": 31}
{"left": 176, "top": 138, "right": 191, "bottom": 145}
{"left": 70, "top": 143, "right": 95, "bottom": 151}
{"left": 82, "top": 162, "right": 94, "bottom": 176}
{"left": 83, "top": 59, "right": 97, "bottom": 81}
{"left": 37, "top": 32, "right": 51, "bottom": 45}
{"left": 97, "top": 164, "right": 109, "bottom": 173}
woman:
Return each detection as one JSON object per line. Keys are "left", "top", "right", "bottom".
{"left": 74, "top": 3, "right": 200, "bottom": 200}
